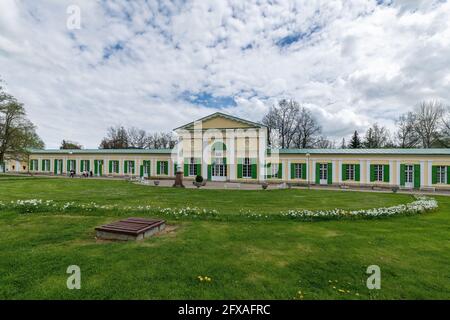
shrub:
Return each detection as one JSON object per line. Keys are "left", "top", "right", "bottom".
{"left": 195, "top": 175, "right": 204, "bottom": 183}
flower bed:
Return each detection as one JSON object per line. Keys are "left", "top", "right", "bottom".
{"left": 0, "top": 196, "right": 437, "bottom": 221}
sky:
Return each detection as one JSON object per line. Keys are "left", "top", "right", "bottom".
{"left": 0, "top": 0, "right": 449, "bottom": 148}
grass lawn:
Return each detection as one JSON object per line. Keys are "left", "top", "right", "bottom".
{"left": 0, "top": 176, "right": 449, "bottom": 299}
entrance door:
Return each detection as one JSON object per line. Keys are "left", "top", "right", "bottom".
{"left": 212, "top": 158, "right": 226, "bottom": 181}
{"left": 95, "top": 160, "right": 104, "bottom": 176}
{"left": 319, "top": 163, "right": 328, "bottom": 185}
{"left": 405, "top": 165, "right": 414, "bottom": 188}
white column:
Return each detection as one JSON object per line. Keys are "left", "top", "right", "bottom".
{"left": 359, "top": 160, "right": 364, "bottom": 184}
{"left": 396, "top": 161, "right": 401, "bottom": 186}
{"left": 332, "top": 160, "right": 337, "bottom": 184}
{"left": 366, "top": 160, "right": 371, "bottom": 184}
{"left": 389, "top": 160, "right": 393, "bottom": 185}
{"left": 288, "top": 160, "right": 291, "bottom": 180}
{"left": 306, "top": 159, "right": 309, "bottom": 182}
{"left": 312, "top": 160, "right": 316, "bottom": 183}
{"left": 420, "top": 161, "right": 425, "bottom": 187}
{"left": 338, "top": 160, "right": 343, "bottom": 183}
{"left": 427, "top": 160, "right": 433, "bottom": 187}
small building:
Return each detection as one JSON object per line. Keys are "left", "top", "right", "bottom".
{"left": 9, "top": 112, "right": 450, "bottom": 191}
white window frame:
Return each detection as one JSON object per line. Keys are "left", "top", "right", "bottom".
{"left": 32, "top": 159, "right": 38, "bottom": 171}
{"left": 347, "top": 164, "right": 355, "bottom": 181}
{"left": 189, "top": 157, "right": 197, "bottom": 176}
{"left": 374, "top": 165, "right": 384, "bottom": 182}
{"left": 112, "top": 161, "right": 119, "bottom": 173}
{"left": 159, "top": 161, "right": 167, "bottom": 175}
{"left": 319, "top": 163, "right": 328, "bottom": 180}
{"left": 43, "top": 159, "right": 51, "bottom": 171}
{"left": 68, "top": 160, "right": 76, "bottom": 171}
{"left": 437, "top": 166, "right": 446, "bottom": 184}
{"left": 295, "top": 163, "right": 302, "bottom": 179}
{"left": 243, "top": 157, "right": 252, "bottom": 178}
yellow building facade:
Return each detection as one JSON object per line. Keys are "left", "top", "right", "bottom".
{"left": 9, "top": 112, "right": 450, "bottom": 191}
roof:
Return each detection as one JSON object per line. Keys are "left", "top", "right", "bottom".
{"left": 29, "top": 149, "right": 172, "bottom": 155}
{"left": 174, "top": 112, "right": 266, "bottom": 130}
{"left": 277, "top": 148, "right": 450, "bottom": 155}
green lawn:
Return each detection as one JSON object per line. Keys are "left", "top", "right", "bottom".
{"left": 0, "top": 176, "right": 449, "bottom": 299}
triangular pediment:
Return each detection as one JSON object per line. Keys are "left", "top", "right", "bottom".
{"left": 174, "top": 112, "right": 264, "bottom": 131}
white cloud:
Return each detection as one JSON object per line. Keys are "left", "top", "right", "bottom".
{"left": 0, "top": 0, "right": 449, "bottom": 148}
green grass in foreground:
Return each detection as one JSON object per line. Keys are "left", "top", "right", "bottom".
{"left": 0, "top": 176, "right": 449, "bottom": 299}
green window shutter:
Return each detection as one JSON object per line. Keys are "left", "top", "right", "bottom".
{"left": 414, "top": 164, "right": 420, "bottom": 189}
{"left": 94, "top": 160, "right": 98, "bottom": 175}
{"left": 301, "top": 163, "right": 307, "bottom": 180}
{"left": 173, "top": 163, "right": 177, "bottom": 175}
{"left": 447, "top": 166, "right": 450, "bottom": 185}
{"left": 327, "top": 163, "right": 332, "bottom": 185}
{"left": 370, "top": 165, "right": 375, "bottom": 182}
{"left": 157, "top": 161, "right": 161, "bottom": 175}
{"left": 67, "top": 160, "right": 70, "bottom": 172}
{"left": 30, "top": 160, "right": 33, "bottom": 171}
{"left": 207, "top": 164, "right": 212, "bottom": 181}
{"left": 383, "top": 165, "right": 390, "bottom": 183}
{"left": 342, "top": 164, "right": 347, "bottom": 181}
{"left": 164, "top": 161, "right": 168, "bottom": 175}
{"left": 140, "top": 165, "right": 143, "bottom": 177}
{"left": 41, "top": 160, "right": 44, "bottom": 171}
{"left": 355, "top": 164, "right": 360, "bottom": 182}
{"left": 54, "top": 159, "right": 58, "bottom": 174}
{"left": 184, "top": 163, "right": 188, "bottom": 177}
{"left": 278, "top": 163, "right": 282, "bottom": 179}
{"left": 431, "top": 166, "right": 437, "bottom": 184}
{"left": 400, "top": 164, "right": 405, "bottom": 186}
{"left": 237, "top": 161, "right": 243, "bottom": 179}
{"left": 124, "top": 161, "right": 128, "bottom": 174}
{"left": 132, "top": 161, "right": 135, "bottom": 174}
{"left": 80, "top": 160, "right": 84, "bottom": 172}
{"left": 109, "top": 160, "right": 112, "bottom": 174}
{"left": 196, "top": 164, "right": 201, "bottom": 176}
{"left": 290, "top": 163, "right": 295, "bottom": 179}
{"left": 251, "top": 161, "right": 257, "bottom": 179}
{"left": 315, "top": 163, "right": 320, "bottom": 184}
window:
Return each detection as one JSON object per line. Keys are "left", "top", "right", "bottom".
{"left": 347, "top": 164, "right": 355, "bottom": 180}
{"left": 294, "top": 163, "right": 302, "bottom": 179}
{"left": 125, "top": 161, "right": 134, "bottom": 174}
{"left": 160, "top": 161, "right": 167, "bottom": 175}
{"left": 31, "top": 159, "right": 38, "bottom": 171}
{"left": 189, "top": 157, "right": 197, "bottom": 176}
{"left": 405, "top": 165, "right": 413, "bottom": 184}
{"left": 112, "top": 161, "right": 119, "bottom": 173}
{"left": 243, "top": 157, "right": 252, "bottom": 178}
{"left": 68, "top": 160, "right": 76, "bottom": 171}
{"left": 319, "top": 164, "right": 328, "bottom": 180}
{"left": 437, "top": 166, "right": 446, "bottom": 184}
{"left": 81, "top": 160, "right": 90, "bottom": 172}
{"left": 374, "top": 165, "right": 384, "bottom": 182}
{"left": 42, "top": 159, "right": 51, "bottom": 171}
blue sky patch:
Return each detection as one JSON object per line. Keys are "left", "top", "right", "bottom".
{"left": 103, "top": 42, "right": 125, "bottom": 60}
{"left": 181, "top": 91, "right": 237, "bottom": 108}
{"left": 276, "top": 25, "right": 322, "bottom": 47}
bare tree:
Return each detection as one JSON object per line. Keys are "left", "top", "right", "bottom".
{"left": 315, "top": 136, "right": 335, "bottom": 149}
{"left": 262, "top": 99, "right": 299, "bottom": 148}
{"left": 414, "top": 100, "right": 444, "bottom": 148}
{"left": 99, "top": 126, "right": 129, "bottom": 149}
{"left": 363, "top": 123, "right": 391, "bottom": 148}
{"left": 293, "top": 107, "right": 322, "bottom": 148}
{"left": 127, "top": 127, "right": 147, "bottom": 148}
{"left": 145, "top": 132, "right": 177, "bottom": 149}
{"left": 395, "top": 112, "right": 420, "bottom": 148}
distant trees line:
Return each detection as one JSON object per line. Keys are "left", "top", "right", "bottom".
{"left": 263, "top": 99, "right": 450, "bottom": 149}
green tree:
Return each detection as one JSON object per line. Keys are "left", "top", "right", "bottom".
{"left": 348, "top": 131, "right": 362, "bottom": 149}
{"left": 0, "top": 85, "right": 44, "bottom": 172}
{"left": 60, "top": 140, "right": 82, "bottom": 149}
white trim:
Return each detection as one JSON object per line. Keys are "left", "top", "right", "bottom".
{"left": 366, "top": 160, "right": 371, "bottom": 184}
{"left": 312, "top": 160, "right": 316, "bottom": 183}
{"left": 389, "top": 160, "right": 393, "bottom": 185}
{"left": 338, "top": 160, "right": 343, "bottom": 183}
{"left": 332, "top": 160, "right": 336, "bottom": 184}
{"left": 420, "top": 161, "right": 425, "bottom": 187}
{"left": 288, "top": 160, "right": 291, "bottom": 180}
{"left": 427, "top": 160, "right": 432, "bottom": 187}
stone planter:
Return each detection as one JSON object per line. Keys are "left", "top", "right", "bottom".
{"left": 154, "top": 180, "right": 160, "bottom": 186}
